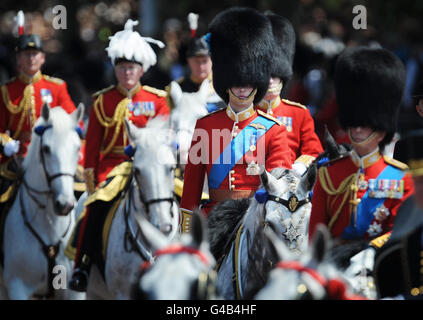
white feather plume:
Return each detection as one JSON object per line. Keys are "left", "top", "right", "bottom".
{"left": 187, "top": 12, "right": 199, "bottom": 31}
{"left": 105, "top": 19, "right": 165, "bottom": 72}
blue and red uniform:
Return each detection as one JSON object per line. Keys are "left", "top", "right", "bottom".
{"left": 180, "top": 104, "right": 292, "bottom": 219}
{"left": 309, "top": 148, "right": 415, "bottom": 241}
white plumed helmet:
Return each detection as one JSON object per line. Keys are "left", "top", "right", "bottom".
{"left": 105, "top": 19, "right": 165, "bottom": 72}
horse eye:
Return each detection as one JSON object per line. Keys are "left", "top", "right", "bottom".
{"left": 42, "top": 145, "right": 51, "bottom": 154}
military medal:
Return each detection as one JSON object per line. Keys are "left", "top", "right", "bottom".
{"left": 133, "top": 102, "right": 141, "bottom": 116}
{"left": 358, "top": 173, "right": 368, "bottom": 190}
{"left": 367, "top": 221, "right": 382, "bottom": 237}
{"left": 249, "top": 132, "right": 257, "bottom": 152}
{"left": 373, "top": 205, "right": 390, "bottom": 221}
{"left": 40, "top": 88, "right": 53, "bottom": 104}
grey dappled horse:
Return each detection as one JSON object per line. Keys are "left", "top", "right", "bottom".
{"left": 208, "top": 166, "right": 317, "bottom": 299}
{"left": 78, "top": 117, "right": 179, "bottom": 299}
{"left": 133, "top": 210, "right": 219, "bottom": 300}
{"left": 0, "top": 104, "right": 85, "bottom": 300}
{"left": 255, "top": 224, "right": 366, "bottom": 300}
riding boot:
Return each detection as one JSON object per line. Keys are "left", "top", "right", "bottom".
{"left": 69, "top": 206, "right": 95, "bottom": 292}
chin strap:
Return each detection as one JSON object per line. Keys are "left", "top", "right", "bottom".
{"left": 228, "top": 88, "right": 257, "bottom": 105}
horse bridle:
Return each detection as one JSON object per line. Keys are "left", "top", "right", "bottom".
{"left": 22, "top": 125, "right": 76, "bottom": 209}
{"left": 139, "top": 244, "right": 218, "bottom": 300}
{"left": 276, "top": 260, "right": 365, "bottom": 300}
{"left": 134, "top": 169, "right": 176, "bottom": 217}
{"left": 265, "top": 194, "right": 310, "bottom": 213}
{"left": 38, "top": 126, "right": 76, "bottom": 188}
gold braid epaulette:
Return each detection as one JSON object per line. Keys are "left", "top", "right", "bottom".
{"left": 318, "top": 166, "right": 357, "bottom": 230}
{"left": 93, "top": 93, "right": 130, "bottom": 156}
{"left": 1, "top": 83, "right": 35, "bottom": 139}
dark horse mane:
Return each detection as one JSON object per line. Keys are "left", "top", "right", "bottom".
{"left": 207, "top": 198, "right": 251, "bottom": 261}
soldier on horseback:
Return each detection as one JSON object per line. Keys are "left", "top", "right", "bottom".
{"left": 257, "top": 12, "right": 323, "bottom": 176}
{"left": 0, "top": 11, "right": 77, "bottom": 216}
{"left": 309, "top": 46, "right": 415, "bottom": 245}
{"left": 179, "top": 7, "right": 293, "bottom": 232}
{"left": 166, "top": 13, "right": 224, "bottom": 113}
{"left": 69, "top": 19, "right": 170, "bottom": 292}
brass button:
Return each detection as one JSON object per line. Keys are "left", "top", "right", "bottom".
{"left": 230, "top": 170, "right": 235, "bottom": 174}
{"left": 231, "top": 177, "right": 235, "bottom": 182}
{"left": 231, "top": 185, "right": 235, "bottom": 190}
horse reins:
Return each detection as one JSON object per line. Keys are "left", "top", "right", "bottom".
{"left": 18, "top": 125, "right": 73, "bottom": 298}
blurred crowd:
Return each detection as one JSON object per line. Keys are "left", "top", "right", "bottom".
{"left": 1, "top": 0, "right": 422, "bottom": 144}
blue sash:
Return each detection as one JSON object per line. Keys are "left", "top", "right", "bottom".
{"left": 208, "top": 116, "right": 276, "bottom": 189}
{"left": 341, "top": 165, "right": 405, "bottom": 240}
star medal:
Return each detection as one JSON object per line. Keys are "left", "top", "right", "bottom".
{"left": 246, "top": 161, "right": 262, "bottom": 175}
{"left": 374, "top": 205, "right": 390, "bottom": 221}
{"left": 283, "top": 224, "right": 301, "bottom": 243}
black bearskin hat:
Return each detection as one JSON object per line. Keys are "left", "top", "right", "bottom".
{"left": 335, "top": 46, "right": 406, "bottom": 136}
{"left": 208, "top": 7, "right": 273, "bottom": 104}
{"left": 265, "top": 12, "right": 296, "bottom": 85}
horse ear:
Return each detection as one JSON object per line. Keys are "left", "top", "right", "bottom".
{"left": 300, "top": 163, "right": 317, "bottom": 192}
{"left": 41, "top": 102, "right": 50, "bottom": 121}
{"left": 71, "top": 103, "right": 85, "bottom": 124}
{"left": 324, "top": 126, "right": 343, "bottom": 160}
{"left": 170, "top": 81, "right": 183, "bottom": 106}
{"left": 133, "top": 210, "right": 168, "bottom": 252}
{"left": 125, "top": 118, "right": 138, "bottom": 143}
{"left": 264, "top": 223, "right": 293, "bottom": 262}
{"left": 198, "top": 79, "right": 210, "bottom": 101}
{"left": 309, "top": 224, "right": 331, "bottom": 265}
{"left": 260, "top": 170, "right": 277, "bottom": 193}
{"left": 190, "top": 209, "right": 205, "bottom": 249}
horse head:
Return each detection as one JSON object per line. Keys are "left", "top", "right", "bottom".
{"left": 133, "top": 209, "right": 217, "bottom": 300}
{"left": 255, "top": 224, "right": 364, "bottom": 300}
{"left": 259, "top": 165, "right": 317, "bottom": 254}
{"left": 125, "top": 117, "right": 179, "bottom": 236}
{"left": 24, "top": 102, "right": 84, "bottom": 216}
{"left": 169, "top": 80, "right": 209, "bottom": 168}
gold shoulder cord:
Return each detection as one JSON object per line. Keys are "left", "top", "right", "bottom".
{"left": 93, "top": 94, "right": 130, "bottom": 156}
{"left": 1, "top": 84, "right": 34, "bottom": 139}
{"left": 318, "top": 166, "right": 357, "bottom": 230}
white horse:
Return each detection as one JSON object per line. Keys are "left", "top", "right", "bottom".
{"left": 255, "top": 224, "right": 366, "bottom": 300}
{"left": 82, "top": 117, "right": 179, "bottom": 299}
{"left": 208, "top": 166, "right": 316, "bottom": 300}
{"left": 169, "top": 79, "right": 209, "bottom": 169}
{"left": 132, "top": 210, "right": 219, "bottom": 300}
{"left": 0, "top": 103, "right": 85, "bottom": 300}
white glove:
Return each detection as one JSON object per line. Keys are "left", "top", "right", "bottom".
{"left": 292, "top": 162, "right": 307, "bottom": 176}
{"left": 4, "top": 139, "right": 20, "bottom": 157}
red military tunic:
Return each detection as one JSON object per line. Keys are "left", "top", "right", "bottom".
{"left": 0, "top": 71, "right": 76, "bottom": 160}
{"left": 309, "top": 148, "right": 414, "bottom": 242}
{"left": 257, "top": 97, "right": 323, "bottom": 166}
{"left": 84, "top": 83, "right": 170, "bottom": 184}
{"left": 180, "top": 104, "right": 293, "bottom": 216}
